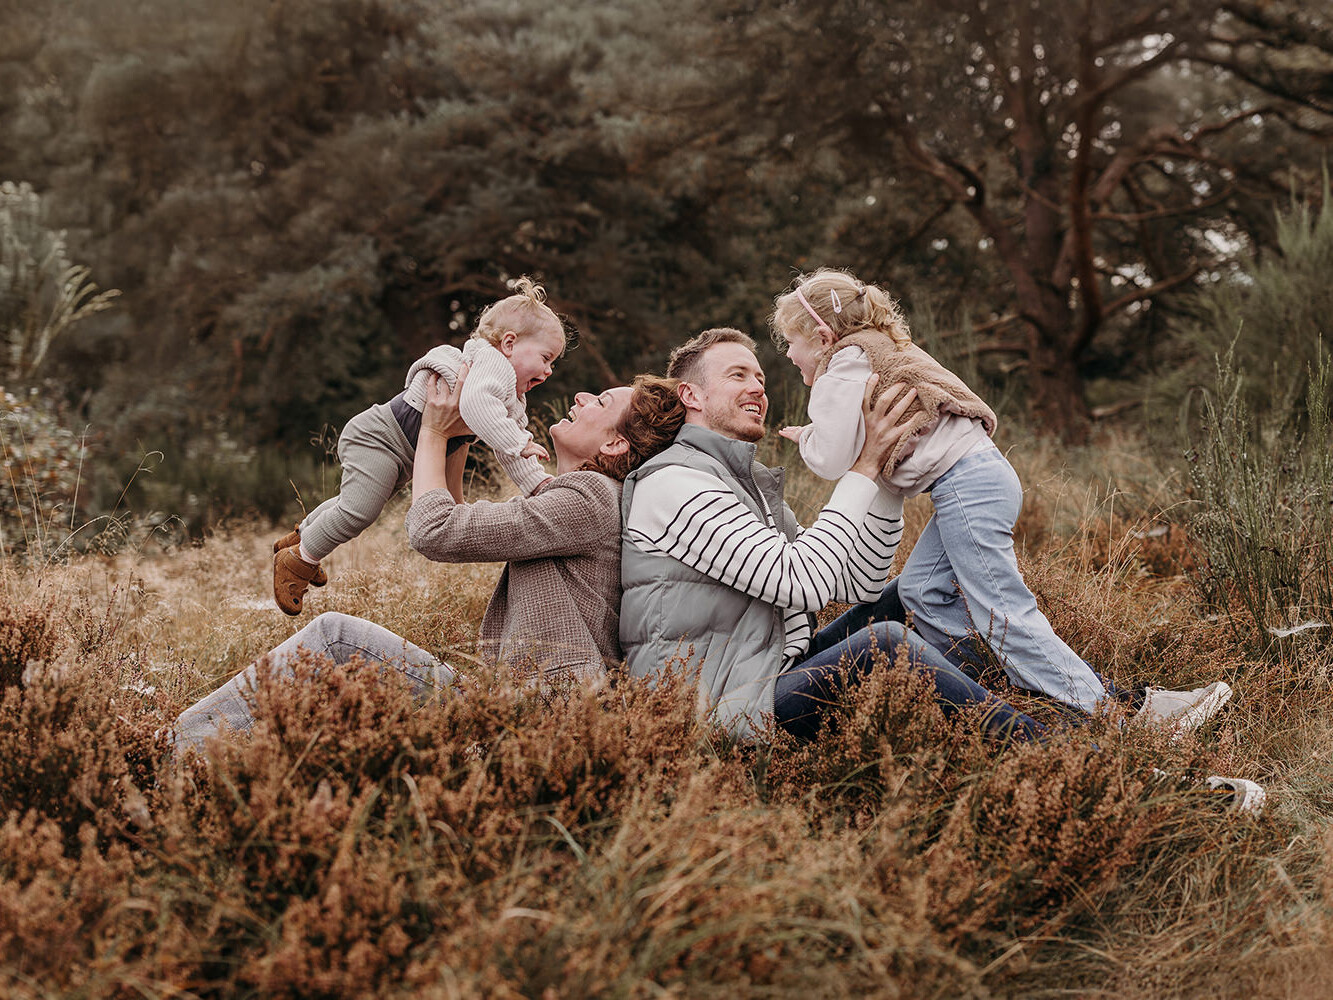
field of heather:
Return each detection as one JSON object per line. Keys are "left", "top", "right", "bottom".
{"left": 3, "top": 426, "right": 1332, "bottom": 999}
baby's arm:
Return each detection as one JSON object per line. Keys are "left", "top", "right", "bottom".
{"left": 457, "top": 347, "right": 552, "bottom": 495}
{"left": 797, "top": 348, "right": 872, "bottom": 480}
{"left": 402, "top": 345, "right": 464, "bottom": 410}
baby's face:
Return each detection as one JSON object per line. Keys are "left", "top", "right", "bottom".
{"left": 783, "top": 328, "right": 825, "bottom": 387}
{"left": 505, "top": 326, "right": 563, "bottom": 394}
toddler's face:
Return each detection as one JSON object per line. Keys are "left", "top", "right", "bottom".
{"left": 783, "top": 328, "right": 825, "bottom": 387}
{"left": 504, "top": 326, "right": 563, "bottom": 394}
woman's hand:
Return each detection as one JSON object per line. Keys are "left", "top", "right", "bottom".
{"left": 850, "top": 375, "right": 918, "bottom": 479}
{"left": 422, "top": 366, "right": 473, "bottom": 441}
{"left": 415, "top": 365, "right": 473, "bottom": 500}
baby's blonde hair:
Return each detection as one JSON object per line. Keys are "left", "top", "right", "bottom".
{"left": 473, "top": 276, "right": 567, "bottom": 353}
{"left": 769, "top": 268, "right": 911, "bottom": 353}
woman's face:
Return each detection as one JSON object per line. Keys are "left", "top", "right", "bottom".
{"left": 549, "top": 386, "right": 633, "bottom": 464}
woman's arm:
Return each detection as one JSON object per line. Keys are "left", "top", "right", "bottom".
{"left": 412, "top": 367, "right": 474, "bottom": 500}
{"left": 409, "top": 367, "right": 617, "bottom": 563}
{"left": 407, "top": 473, "right": 618, "bottom": 563}
{"left": 444, "top": 442, "right": 469, "bottom": 501}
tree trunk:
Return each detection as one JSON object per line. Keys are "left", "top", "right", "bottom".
{"left": 1026, "top": 336, "right": 1092, "bottom": 443}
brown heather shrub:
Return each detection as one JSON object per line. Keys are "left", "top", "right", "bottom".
{"left": 0, "top": 591, "right": 59, "bottom": 691}
{"left": 3, "top": 441, "right": 1333, "bottom": 997}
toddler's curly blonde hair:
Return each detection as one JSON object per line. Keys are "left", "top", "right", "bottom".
{"left": 473, "top": 276, "right": 567, "bottom": 353}
{"left": 769, "top": 268, "right": 911, "bottom": 353}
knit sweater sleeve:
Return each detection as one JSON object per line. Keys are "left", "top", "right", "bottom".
{"left": 406, "top": 472, "right": 617, "bottom": 563}
{"left": 457, "top": 342, "right": 551, "bottom": 496}
{"left": 798, "top": 347, "right": 870, "bottom": 481}
{"left": 624, "top": 466, "right": 880, "bottom": 612}
{"left": 457, "top": 344, "right": 533, "bottom": 459}
{"left": 401, "top": 345, "right": 464, "bottom": 411}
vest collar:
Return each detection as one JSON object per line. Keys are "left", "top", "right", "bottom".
{"left": 674, "top": 424, "right": 759, "bottom": 481}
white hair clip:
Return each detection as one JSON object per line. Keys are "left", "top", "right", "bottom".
{"left": 829, "top": 289, "right": 843, "bottom": 314}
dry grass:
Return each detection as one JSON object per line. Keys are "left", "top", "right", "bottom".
{"left": 2, "top": 429, "right": 1333, "bottom": 998}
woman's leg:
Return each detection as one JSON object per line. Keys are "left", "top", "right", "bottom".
{"left": 898, "top": 449, "right": 1108, "bottom": 714}
{"left": 173, "top": 612, "right": 454, "bottom": 752}
{"left": 772, "top": 619, "right": 1048, "bottom": 743}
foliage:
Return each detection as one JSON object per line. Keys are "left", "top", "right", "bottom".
{"left": 1, "top": 437, "right": 1332, "bottom": 996}
{"left": 0, "top": 180, "right": 118, "bottom": 384}
{"left": 0, "top": 386, "right": 89, "bottom": 560}
{"left": 1155, "top": 182, "right": 1333, "bottom": 429}
{"left": 674, "top": 0, "right": 1333, "bottom": 437}
{"left": 1186, "top": 342, "right": 1333, "bottom": 644}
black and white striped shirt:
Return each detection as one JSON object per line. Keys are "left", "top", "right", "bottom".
{"left": 625, "top": 469, "right": 904, "bottom": 666}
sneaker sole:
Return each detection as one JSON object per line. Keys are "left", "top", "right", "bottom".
{"left": 1206, "top": 775, "right": 1266, "bottom": 815}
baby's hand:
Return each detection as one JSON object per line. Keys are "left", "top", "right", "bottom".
{"left": 520, "top": 441, "right": 549, "bottom": 461}
{"left": 778, "top": 424, "right": 808, "bottom": 442}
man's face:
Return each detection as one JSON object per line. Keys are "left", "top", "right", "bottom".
{"left": 681, "top": 341, "right": 768, "bottom": 442}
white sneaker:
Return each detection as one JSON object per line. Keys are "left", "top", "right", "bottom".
{"left": 1134, "top": 681, "right": 1233, "bottom": 733}
{"left": 1206, "top": 776, "right": 1267, "bottom": 815}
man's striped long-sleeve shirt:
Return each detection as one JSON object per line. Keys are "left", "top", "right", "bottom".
{"left": 624, "top": 468, "right": 904, "bottom": 666}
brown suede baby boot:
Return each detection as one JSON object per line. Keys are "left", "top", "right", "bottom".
{"left": 272, "top": 524, "right": 326, "bottom": 586}
{"left": 273, "top": 547, "right": 323, "bottom": 616}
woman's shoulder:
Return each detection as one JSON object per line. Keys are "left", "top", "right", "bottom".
{"left": 544, "top": 470, "right": 622, "bottom": 502}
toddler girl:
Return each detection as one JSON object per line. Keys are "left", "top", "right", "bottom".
{"left": 771, "top": 267, "right": 1230, "bottom": 728}
{"left": 273, "top": 277, "right": 564, "bottom": 615}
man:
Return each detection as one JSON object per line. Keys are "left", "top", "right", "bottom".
{"left": 620, "top": 328, "right": 1046, "bottom": 740}
{"left": 620, "top": 328, "right": 1236, "bottom": 745}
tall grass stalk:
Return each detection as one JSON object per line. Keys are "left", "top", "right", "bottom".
{"left": 1186, "top": 341, "right": 1333, "bottom": 646}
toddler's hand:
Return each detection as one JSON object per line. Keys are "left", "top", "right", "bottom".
{"left": 520, "top": 441, "right": 549, "bottom": 461}
{"left": 778, "top": 425, "right": 808, "bottom": 442}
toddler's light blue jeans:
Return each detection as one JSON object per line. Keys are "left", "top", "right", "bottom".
{"left": 173, "top": 612, "right": 454, "bottom": 752}
{"left": 896, "top": 447, "right": 1109, "bottom": 714}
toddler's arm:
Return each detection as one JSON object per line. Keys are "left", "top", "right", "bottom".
{"left": 797, "top": 348, "right": 872, "bottom": 480}
{"left": 457, "top": 349, "right": 550, "bottom": 495}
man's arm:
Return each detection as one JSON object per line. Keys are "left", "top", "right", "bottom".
{"left": 625, "top": 465, "right": 881, "bottom": 613}
{"left": 830, "top": 488, "right": 904, "bottom": 603}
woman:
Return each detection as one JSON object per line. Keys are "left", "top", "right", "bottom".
{"left": 173, "top": 367, "right": 686, "bottom": 750}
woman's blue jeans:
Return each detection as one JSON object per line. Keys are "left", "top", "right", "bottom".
{"left": 772, "top": 591, "right": 1047, "bottom": 744}
{"left": 173, "top": 612, "right": 454, "bottom": 752}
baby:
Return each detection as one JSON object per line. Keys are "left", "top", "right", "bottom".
{"left": 273, "top": 277, "right": 565, "bottom": 615}
{"left": 771, "top": 267, "right": 1232, "bottom": 729}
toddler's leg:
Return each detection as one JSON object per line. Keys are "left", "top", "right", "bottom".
{"left": 299, "top": 408, "right": 412, "bottom": 561}
{"left": 899, "top": 450, "right": 1108, "bottom": 714}
{"left": 173, "top": 612, "right": 454, "bottom": 752}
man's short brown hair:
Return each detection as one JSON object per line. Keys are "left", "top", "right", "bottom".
{"left": 665, "top": 327, "right": 757, "bottom": 384}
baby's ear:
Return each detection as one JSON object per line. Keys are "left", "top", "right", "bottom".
{"left": 498, "top": 330, "right": 518, "bottom": 356}
{"left": 818, "top": 326, "right": 836, "bottom": 349}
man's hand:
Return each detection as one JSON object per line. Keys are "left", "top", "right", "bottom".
{"left": 422, "top": 364, "right": 473, "bottom": 441}
{"left": 850, "top": 375, "right": 918, "bottom": 479}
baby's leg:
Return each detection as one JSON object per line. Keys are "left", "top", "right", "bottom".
{"left": 299, "top": 406, "right": 412, "bottom": 561}
{"left": 899, "top": 449, "right": 1108, "bottom": 714}
{"left": 173, "top": 611, "right": 454, "bottom": 752}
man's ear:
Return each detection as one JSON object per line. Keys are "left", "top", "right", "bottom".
{"left": 600, "top": 435, "right": 630, "bottom": 457}
{"left": 677, "top": 381, "right": 704, "bottom": 412}
{"left": 498, "top": 330, "right": 518, "bottom": 357}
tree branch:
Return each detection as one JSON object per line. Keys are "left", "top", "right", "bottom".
{"left": 1101, "top": 264, "right": 1201, "bottom": 318}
